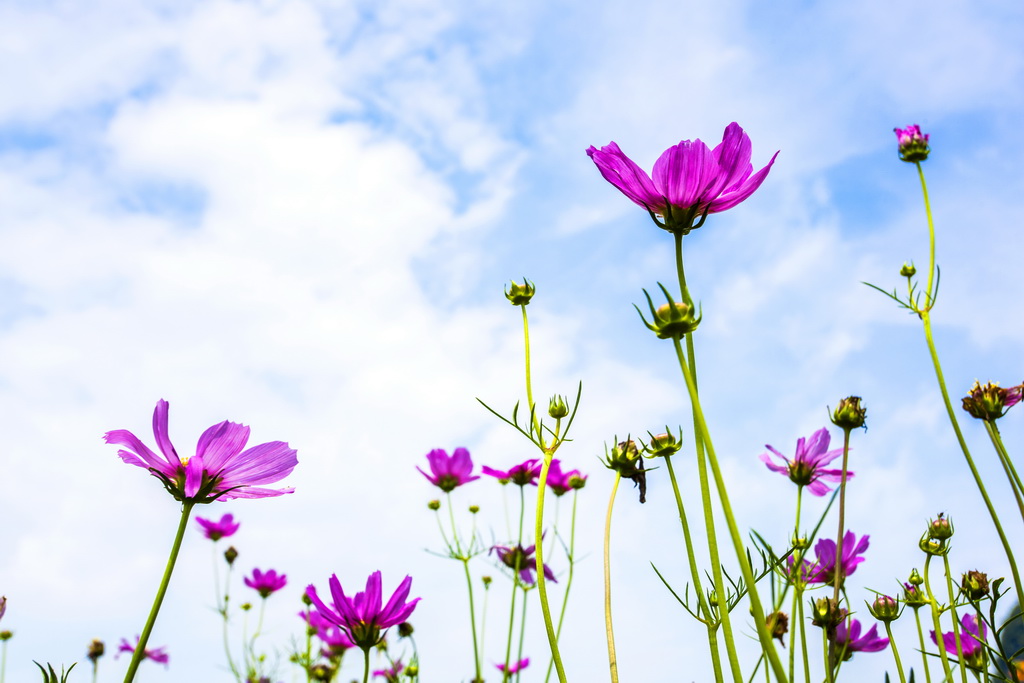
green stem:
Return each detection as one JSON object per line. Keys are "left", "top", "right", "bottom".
{"left": 605, "top": 473, "right": 622, "bottom": 683}
{"left": 515, "top": 591, "right": 529, "bottom": 683}
{"left": 885, "top": 622, "right": 908, "bottom": 683}
{"left": 924, "top": 555, "right": 954, "bottom": 683}
{"left": 546, "top": 491, "right": 579, "bottom": 683}
{"left": 942, "top": 554, "right": 968, "bottom": 683}
{"left": 915, "top": 161, "right": 937, "bottom": 307}
{"left": 521, "top": 303, "right": 541, "bottom": 441}
{"left": 362, "top": 647, "right": 371, "bottom": 683}
{"left": 983, "top": 420, "right": 1024, "bottom": 524}
{"left": 915, "top": 608, "right": 933, "bottom": 683}
{"left": 673, "top": 338, "right": 782, "bottom": 682}
{"left": 123, "top": 500, "right": 195, "bottom": 683}
{"left": 222, "top": 560, "right": 240, "bottom": 682}
{"left": 535, "top": 456, "right": 567, "bottom": 683}
{"left": 462, "top": 558, "right": 482, "bottom": 682}
{"left": 1, "top": 640, "right": 7, "bottom": 683}
{"left": 831, "top": 429, "right": 852, "bottom": 606}
{"left": 503, "top": 488, "right": 527, "bottom": 679}
{"left": 664, "top": 456, "right": 724, "bottom": 682}
{"left": 798, "top": 595, "right": 810, "bottom": 683}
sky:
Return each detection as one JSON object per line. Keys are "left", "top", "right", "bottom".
{"left": 1, "top": 0, "right": 1023, "bottom": 681}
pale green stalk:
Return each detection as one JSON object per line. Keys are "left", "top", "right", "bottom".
{"left": 124, "top": 500, "right": 195, "bottom": 683}
{"left": 446, "top": 493, "right": 482, "bottom": 682}
{"left": 545, "top": 491, "right": 579, "bottom": 683}
{"left": 1, "top": 639, "right": 7, "bottom": 683}
{"left": 361, "top": 647, "right": 371, "bottom": 683}
{"left": 826, "top": 429, "right": 853, "bottom": 683}
{"left": 515, "top": 591, "right": 529, "bottom": 683}
{"left": 535, "top": 454, "right": 568, "bottom": 683}
{"left": 664, "top": 455, "right": 725, "bottom": 683}
{"left": 915, "top": 608, "right": 933, "bottom": 683}
{"left": 798, "top": 597, "right": 810, "bottom": 683}
{"left": 502, "top": 487, "right": 527, "bottom": 679}
{"left": 604, "top": 473, "right": 622, "bottom": 683}
{"left": 942, "top": 554, "right": 968, "bottom": 683}
{"left": 885, "top": 622, "right": 908, "bottom": 683}
{"left": 983, "top": 421, "right": 1024, "bottom": 524}
{"left": 923, "top": 556, "right": 954, "bottom": 683}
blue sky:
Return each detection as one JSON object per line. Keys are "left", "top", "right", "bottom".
{"left": 1, "top": 0, "right": 1023, "bottom": 681}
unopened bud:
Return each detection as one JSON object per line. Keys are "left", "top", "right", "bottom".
{"left": 398, "top": 622, "right": 414, "bottom": 638}
{"left": 900, "top": 263, "right": 917, "bottom": 278}
{"left": 224, "top": 546, "right": 239, "bottom": 565}
{"left": 766, "top": 611, "right": 789, "bottom": 643}
{"left": 427, "top": 500, "right": 441, "bottom": 511}
{"left": 894, "top": 125, "right": 930, "bottom": 163}
{"left": 868, "top": 595, "right": 901, "bottom": 622}
{"left": 469, "top": 505, "right": 479, "bottom": 514}
{"left": 644, "top": 429, "right": 682, "bottom": 458}
{"left": 903, "top": 581, "right": 929, "bottom": 608}
{"left": 405, "top": 663, "right": 419, "bottom": 677}
{"left": 0, "top": 631, "right": 11, "bottom": 642}
{"left": 961, "top": 570, "right": 990, "bottom": 601}
{"left": 831, "top": 396, "right": 866, "bottom": 430}
{"left": 637, "top": 284, "right": 700, "bottom": 340}
{"left": 87, "top": 639, "right": 105, "bottom": 662}
{"left": 505, "top": 279, "right": 536, "bottom": 306}
{"left": 928, "top": 513, "right": 953, "bottom": 540}
{"left": 548, "top": 395, "right": 569, "bottom": 419}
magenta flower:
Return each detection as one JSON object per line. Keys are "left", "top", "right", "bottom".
{"left": 417, "top": 447, "right": 480, "bottom": 492}
{"left": 760, "top": 427, "right": 852, "bottom": 496}
{"left": 894, "top": 124, "right": 930, "bottom": 162}
{"left": 0, "top": 596, "right": 6, "bottom": 622}
{"left": 245, "top": 568, "right": 287, "bottom": 598}
{"left": 482, "top": 459, "right": 542, "bottom": 486}
{"left": 306, "top": 571, "right": 420, "bottom": 650}
{"left": 196, "top": 513, "right": 240, "bottom": 541}
{"left": 803, "top": 531, "right": 870, "bottom": 586}
{"left": 491, "top": 541, "right": 557, "bottom": 585}
{"left": 116, "top": 636, "right": 169, "bottom": 667}
{"left": 587, "top": 122, "right": 778, "bottom": 234}
{"left": 497, "top": 658, "right": 530, "bottom": 674}
{"left": 372, "top": 660, "right": 404, "bottom": 682}
{"left": 832, "top": 618, "right": 889, "bottom": 660}
{"left": 931, "top": 613, "right": 988, "bottom": 668}
{"left": 544, "top": 459, "right": 587, "bottom": 496}
{"left": 105, "top": 399, "right": 298, "bottom": 502}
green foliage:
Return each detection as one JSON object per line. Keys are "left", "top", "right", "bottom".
{"left": 33, "top": 661, "right": 76, "bottom": 683}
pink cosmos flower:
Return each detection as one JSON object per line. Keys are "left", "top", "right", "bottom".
{"left": 482, "top": 459, "right": 542, "bottom": 486}
{"left": 894, "top": 124, "right": 931, "bottom": 162}
{"left": 0, "top": 596, "right": 6, "bottom": 622}
{"left": 306, "top": 571, "right": 420, "bottom": 650}
{"left": 372, "top": 660, "right": 404, "bottom": 682}
{"left": 417, "top": 447, "right": 480, "bottom": 492}
{"left": 587, "top": 122, "right": 778, "bottom": 234}
{"left": 491, "top": 541, "right": 557, "bottom": 585}
{"left": 497, "top": 657, "right": 530, "bottom": 674}
{"left": 544, "top": 459, "right": 587, "bottom": 496}
{"left": 196, "top": 513, "right": 240, "bottom": 541}
{"left": 931, "top": 613, "right": 988, "bottom": 668}
{"left": 245, "top": 568, "right": 287, "bottom": 598}
{"left": 796, "top": 531, "right": 869, "bottom": 586}
{"left": 116, "top": 636, "right": 169, "bottom": 667}
{"left": 760, "top": 428, "right": 852, "bottom": 496}
{"left": 106, "top": 399, "right": 298, "bottom": 502}
{"left": 832, "top": 617, "right": 889, "bottom": 659}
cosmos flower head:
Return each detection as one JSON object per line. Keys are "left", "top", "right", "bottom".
{"left": 481, "top": 459, "right": 543, "bottom": 486}
{"left": 372, "top": 660, "right": 404, "bottom": 682}
{"left": 894, "top": 124, "right": 931, "bottom": 162}
{"left": 491, "top": 541, "right": 557, "bottom": 586}
{"left": 544, "top": 459, "right": 587, "bottom": 496}
{"left": 932, "top": 613, "right": 988, "bottom": 669}
{"left": 760, "top": 428, "right": 852, "bottom": 496}
{"left": 831, "top": 617, "right": 889, "bottom": 660}
{"left": 497, "top": 658, "right": 530, "bottom": 675}
{"left": 196, "top": 513, "right": 240, "bottom": 541}
{"left": 245, "top": 568, "right": 288, "bottom": 598}
{"left": 587, "top": 122, "right": 778, "bottom": 235}
{"left": 106, "top": 400, "right": 298, "bottom": 503}
{"left": 416, "top": 447, "right": 480, "bottom": 492}
{"left": 306, "top": 571, "right": 420, "bottom": 650}
{"left": 803, "top": 531, "right": 870, "bottom": 586}
{"left": 116, "top": 636, "right": 169, "bottom": 668}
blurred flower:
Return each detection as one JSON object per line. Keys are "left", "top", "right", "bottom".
{"left": 894, "top": 124, "right": 930, "bottom": 162}
{"left": 0, "top": 596, "right": 6, "bottom": 622}
{"left": 962, "top": 381, "right": 1023, "bottom": 421}
{"left": 766, "top": 611, "right": 789, "bottom": 643}
{"left": 482, "top": 459, "right": 542, "bottom": 487}
{"left": 760, "top": 428, "right": 851, "bottom": 496}
{"left": 86, "top": 639, "right": 105, "bottom": 662}
{"left": 115, "top": 636, "right": 169, "bottom": 667}
{"left": 587, "top": 123, "right": 778, "bottom": 234}
{"left": 491, "top": 541, "right": 556, "bottom": 586}
{"left": 544, "top": 459, "right": 587, "bottom": 496}
{"left": 832, "top": 617, "right": 889, "bottom": 660}
{"left": 372, "top": 660, "right": 403, "bottom": 682}
{"left": 105, "top": 399, "right": 298, "bottom": 502}
{"left": 196, "top": 513, "right": 240, "bottom": 541}
{"left": 931, "top": 613, "right": 988, "bottom": 669}
{"left": 307, "top": 571, "right": 420, "bottom": 650}
{"left": 796, "top": 531, "right": 869, "bottom": 586}
{"left": 417, "top": 448, "right": 480, "bottom": 492}
{"left": 245, "top": 568, "right": 287, "bottom": 598}
{"left": 224, "top": 546, "right": 239, "bottom": 565}
{"left": 497, "top": 658, "right": 530, "bottom": 675}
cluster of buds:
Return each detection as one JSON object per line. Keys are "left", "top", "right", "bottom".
{"left": 810, "top": 598, "right": 845, "bottom": 634}
{"left": 504, "top": 279, "right": 535, "bottom": 306}
{"left": 894, "top": 124, "right": 930, "bottom": 162}
{"left": 831, "top": 396, "right": 867, "bottom": 430}
{"left": 962, "top": 380, "right": 1023, "bottom": 421}
{"left": 919, "top": 513, "right": 953, "bottom": 556}
{"left": 636, "top": 284, "right": 700, "bottom": 340}
{"left": 903, "top": 569, "right": 929, "bottom": 609}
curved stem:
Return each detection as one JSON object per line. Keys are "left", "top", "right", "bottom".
{"left": 831, "top": 429, "right": 852, "bottom": 606}
{"left": 515, "top": 592, "right": 529, "bottom": 683}
{"left": 123, "top": 500, "right": 195, "bottom": 683}
{"left": 604, "top": 473, "right": 622, "bottom": 683}
{"left": 983, "top": 420, "right": 1024, "bottom": 524}
{"left": 885, "top": 622, "right": 908, "bottom": 683}
{"left": 924, "top": 555, "right": 954, "bottom": 682}
{"left": 546, "top": 492, "right": 578, "bottom": 683}
{"left": 535, "top": 456, "right": 567, "bottom": 683}
{"left": 915, "top": 161, "right": 937, "bottom": 307}
{"left": 942, "top": 554, "right": 968, "bottom": 683}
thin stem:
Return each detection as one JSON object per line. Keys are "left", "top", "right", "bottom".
{"left": 515, "top": 591, "right": 529, "bottom": 683}
{"left": 798, "top": 595, "right": 810, "bottom": 683}
{"left": 362, "top": 647, "right": 371, "bottom": 683}
{"left": 831, "top": 429, "right": 852, "bottom": 606}
{"left": 222, "top": 560, "right": 240, "bottom": 682}
{"left": 546, "top": 491, "right": 579, "bottom": 683}
{"left": 605, "top": 473, "right": 622, "bottom": 683}
{"left": 123, "top": 500, "right": 195, "bottom": 683}
{"left": 915, "top": 161, "right": 937, "bottom": 307}
{"left": 924, "top": 555, "right": 954, "bottom": 683}
{"left": 462, "top": 558, "right": 482, "bottom": 682}
{"left": 664, "top": 456, "right": 724, "bottom": 682}
{"left": 521, "top": 303, "right": 542, "bottom": 441}
{"left": 942, "top": 554, "right": 968, "bottom": 683}
{"left": 915, "top": 608, "right": 933, "bottom": 683}
{"left": 535, "top": 456, "right": 567, "bottom": 683}
{"left": 503, "top": 488, "right": 527, "bottom": 678}
{"left": 673, "top": 338, "right": 780, "bottom": 682}
{"left": 885, "top": 621, "right": 908, "bottom": 683}
{"left": 983, "top": 421, "right": 1024, "bottom": 524}
{"left": 1, "top": 640, "right": 7, "bottom": 683}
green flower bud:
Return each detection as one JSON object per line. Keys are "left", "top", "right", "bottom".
{"left": 548, "top": 395, "right": 569, "bottom": 419}
{"left": 900, "top": 263, "right": 917, "bottom": 278}
{"left": 241, "top": 602, "right": 252, "bottom": 611}
{"left": 603, "top": 438, "right": 647, "bottom": 503}
{"left": 302, "top": 591, "right": 312, "bottom": 607}
{"left": 895, "top": 125, "right": 930, "bottom": 163}
{"left": 928, "top": 513, "right": 953, "bottom": 540}
{"left": 644, "top": 429, "right": 682, "bottom": 458}
{"left": 791, "top": 535, "right": 810, "bottom": 552}
{"left": 810, "top": 598, "right": 844, "bottom": 630}
{"left": 831, "top": 396, "right": 866, "bottom": 430}
{"left": 427, "top": 500, "right": 441, "bottom": 511}
{"left": 87, "top": 639, "right": 105, "bottom": 662}
{"left": 868, "top": 595, "right": 901, "bottom": 622}
{"left": 907, "top": 568, "right": 924, "bottom": 586}
{"left": 903, "top": 581, "right": 929, "bottom": 609}
{"left": 224, "top": 546, "right": 238, "bottom": 566}
{"left": 919, "top": 534, "right": 947, "bottom": 557}
{"left": 0, "top": 630, "right": 11, "bottom": 641}
{"left": 468, "top": 505, "right": 479, "bottom": 514}
{"left": 568, "top": 473, "right": 587, "bottom": 490}
{"left": 505, "top": 279, "right": 535, "bottom": 306}
{"left": 481, "top": 576, "right": 492, "bottom": 587}
{"left": 405, "top": 663, "right": 419, "bottom": 677}
{"left": 398, "top": 622, "right": 414, "bottom": 638}
{"left": 636, "top": 284, "right": 700, "bottom": 340}
{"left": 961, "top": 570, "right": 990, "bottom": 601}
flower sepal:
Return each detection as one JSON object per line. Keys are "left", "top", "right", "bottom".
{"left": 636, "top": 283, "right": 701, "bottom": 340}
